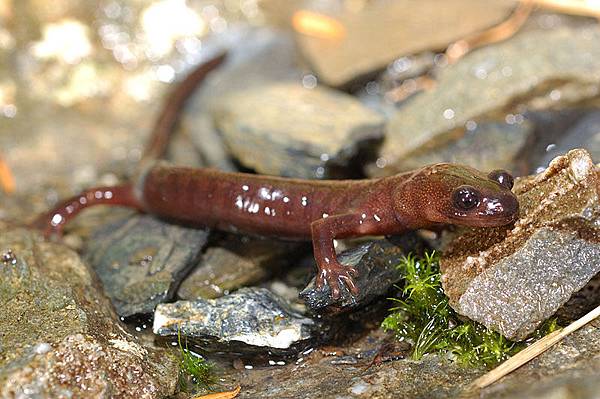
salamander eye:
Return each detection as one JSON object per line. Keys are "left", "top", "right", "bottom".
{"left": 452, "top": 185, "right": 480, "bottom": 211}
{"left": 488, "top": 169, "right": 514, "bottom": 190}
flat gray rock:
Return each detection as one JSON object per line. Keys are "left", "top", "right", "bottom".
{"left": 372, "top": 25, "right": 600, "bottom": 176}
{"left": 213, "top": 82, "right": 385, "bottom": 178}
{"left": 387, "top": 121, "right": 532, "bottom": 174}
{"left": 300, "top": 235, "right": 422, "bottom": 313}
{"left": 154, "top": 287, "right": 317, "bottom": 354}
{"left": 180, "top": 27, "right": 305, "bottom": 171}
{"left": 86, "top": 214, "right": 209, "bottom": 317}
{"left": 441, "top": 149, "right": 600, "bottom": 340}
{"left": 541, "top": 111, "right": 600, "bottom": 166}
{"left": 178, "top": 236, "right": 303, "bottom": 300}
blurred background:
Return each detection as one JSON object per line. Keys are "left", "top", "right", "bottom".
{"left": 2, "top": 0, "right": 600, "bottom": 216}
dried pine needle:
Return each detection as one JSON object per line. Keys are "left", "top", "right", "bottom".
{"left": 531, "top": 0, "right": 600, "bottom": 18}
{"left": 468, "top": 303, "right": 600, "bottom": 391}
{"left": 193, "top": 386, "right": 241, "bottom": 399}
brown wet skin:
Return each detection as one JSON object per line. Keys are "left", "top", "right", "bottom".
{"left": 32, "top": 54, "right": 519, "bottom": 299}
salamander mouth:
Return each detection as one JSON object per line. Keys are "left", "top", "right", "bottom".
{"left": 447, "top": 194, "right": 519, "bottom": 227}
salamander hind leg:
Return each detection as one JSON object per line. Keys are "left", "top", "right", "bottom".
{"left": 310, "top": 214, "right": 361, "bottom": 299}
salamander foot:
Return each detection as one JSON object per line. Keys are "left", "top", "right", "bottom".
{"left": 316, "top": 263, "right": 359, "bottom": 299}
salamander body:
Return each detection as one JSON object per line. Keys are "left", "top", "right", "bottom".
{"left": 33, "top": 54, "right": 519, "bottom": 298}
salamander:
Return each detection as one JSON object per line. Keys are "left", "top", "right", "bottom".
{"left": 32, "top": 53, "right": 519, "bottom": 299}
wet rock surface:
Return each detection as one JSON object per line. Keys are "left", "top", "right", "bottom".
{"left": 300, "top": 236, "right": 423, "bottom": 313}
{"left": 154, "top": 288, "right": 318, "bottom": 354}
{"left": 231, "top": 320, "right": 600, "bottom": 399}
{"left": 85, "top": 214, "right": 209, "bottom": 317}
{"left": 541, "top": 111, "right": 600, "bottom": 167}
{"left": 441, "top": 149, "right": 600, "bottom": 340}
{"left": 0, "top": 223, "right": 178, "bottom": 398}
{"left": 372, "top": 25, "right": 600, "bottom": 176}
{"left": 296, "top": 0, "right": 516, "bottom": 87}
{"left": 178, "top": 235, "right": 304, "bottom": 300}
{"left": 387, "top": 121, "right": 532, "bottom": 174}
{"left": 212, "top": 82, "right": 385, "bottom": 178}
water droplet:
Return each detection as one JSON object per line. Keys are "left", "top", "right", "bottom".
{"left": 443, "top": 108, "right": 455, "bottom": 120}
{"left": 474, "top": 67, "right": 488, "bottom": 79}
{"left": 2, "top": 104, "right": 17, "bottom": 118}
{"left": 1, "top": 249, "right": 17, "bottom": 265}
{"left": 155, "top": 64, "right": 175, "bottom": 83}
{"left": 391, "top": 57, "right": 412, "bottom": 73}
{"left": 375, "top": 157, "right": 387, "bottom": 168}
{"left": 365, "top": 81, "right": 379, "bottom": 95}
{"left": 465, "top": 120, "right": 477, "bottom": 131}
{"left": 302, "top": 74, "right": 317, "bottom": 89}
{"left": 51, "top": 214, "right": 63, "bottom": 226}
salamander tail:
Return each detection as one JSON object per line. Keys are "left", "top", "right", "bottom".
{"left": 29, "top": 184, "right": 142, "bottom": 237}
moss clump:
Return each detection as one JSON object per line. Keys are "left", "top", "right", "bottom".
{"left": 381, "top": 252, "right": 559, "bottom": 368}
{"left": 177, "top": 330, "right": 218, "bottom": 393}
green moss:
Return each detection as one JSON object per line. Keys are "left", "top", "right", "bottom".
{"left": 381, "top": 252, "right": 559, "bottom": 368}
{"left": 177, "top": 329, "right": 218, "bottom": 393}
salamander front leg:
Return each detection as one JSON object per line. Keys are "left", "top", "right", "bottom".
{"left": 310, "top": 214, "right": 362, "bottom": 299}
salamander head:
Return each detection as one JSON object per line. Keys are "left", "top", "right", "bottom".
{"left": 394, "top": 164, "right": 519, "bottom": 227}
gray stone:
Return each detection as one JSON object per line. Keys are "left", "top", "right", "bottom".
{"left": 387, "top": 121, "right": 532, "bottom": 174}
{"left": 541, "top": 111, "right": 600, "bottom": 167}
{"left": 441, "top": 149, "right": 600, "bottom": 340}
{"left": 457, "top": 228, "right": 600, "bottom": 340}
{"left": 372, "top": 26, "right": 600, "bottom": 176}
{"left": 213, "top": 82, "right": 385, "bottom": 178}
{"left": 0, "top": 223, "right": 178, "bottom": 398}
{"left": 300, "top": 235, "right": 422, "bottom": 312}
{"left": 85, "top": 214, "right": 209, "bottom": 317}
{"left": 178, "top": 236, "right": 303, "bottom": 300}
{"left": 154, "top": 288, "right": 317, "bottom": 354}
{"left": 180, "top": 27, "right": 305, "bottom": 171}
{"left": 295, "top": 0, "right": 516, "bottom": 87}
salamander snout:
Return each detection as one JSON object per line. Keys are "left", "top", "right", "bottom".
{"left": 448, "top": 182, "right": 519, "bottom": 226}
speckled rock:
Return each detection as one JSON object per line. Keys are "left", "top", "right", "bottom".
{"left": 212, "top": 82, "right": 385, "bottom": 178}
{"left": 178, "top": 236, "right": 304, "bottom": 300}
{"left": 541, "top": 111, "right": 600, "bottom": 167}
{"left": 441, "top": 149, "right": 600, "bottom": 340}
{"left": 296, "top": 0, "right": 516, "bottom": 87}
{"left": 372, "top": 25, "right": 600, "bottom": 176}
{"left": 85, "top": 214, "right": 209, "bottom": 317}
{"left": 154, "top": 287, "right": 317, "bottom": 354}
{"left": 0, "top": 223, "right": 178, "bottom": 398}
{"left": 387, "top": 121, "right": 532, "bottom": 174}
{"left": 300, "top": 235, "right": 422, "bottom": 313}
